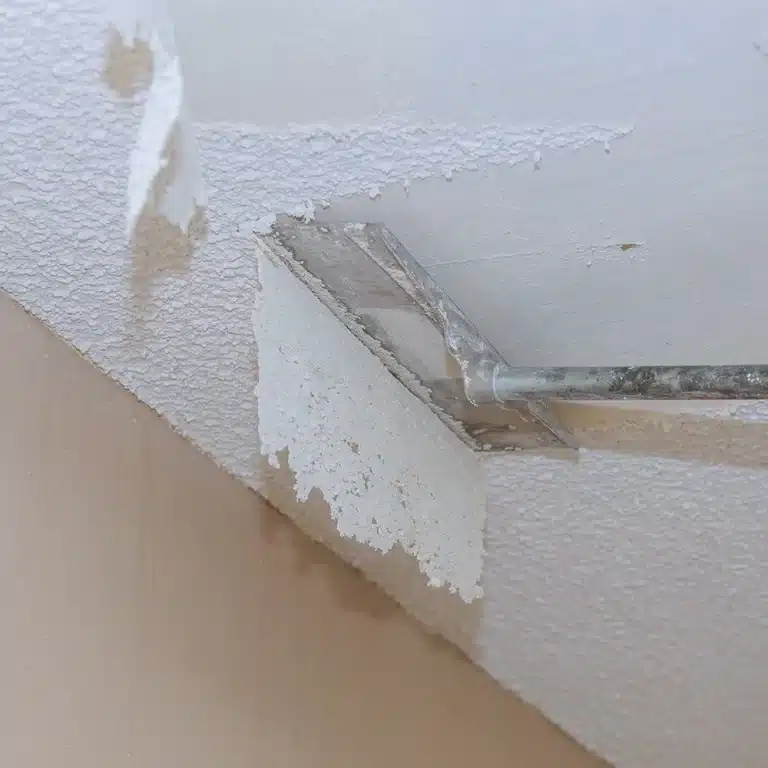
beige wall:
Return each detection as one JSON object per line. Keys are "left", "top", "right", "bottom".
{"left": 0, "top": 291, "right": 604, "bottom": 767}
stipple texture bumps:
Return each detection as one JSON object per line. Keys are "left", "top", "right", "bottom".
{"left": 3, "top": 2, "right": 768, "bottom": 768}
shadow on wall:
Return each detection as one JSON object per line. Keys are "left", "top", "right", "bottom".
{"left": 0, "top": 289, "right": 606, "bottom": 767}
{"left": 258, "top": 448, "right": 486, "bottom": 654}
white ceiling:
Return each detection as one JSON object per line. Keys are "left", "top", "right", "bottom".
{"left": 3, "top": 1, "right": 768, "bottom": 766}
{"left": 169, "top": 0, "right": 768, "bottom": 367}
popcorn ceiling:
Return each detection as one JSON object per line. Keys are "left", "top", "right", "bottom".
{"left": 14, "top": 1, "right": 768, "bottom": 764}
{"left": 196, "top": 118, "right": 633, "bottom": 227}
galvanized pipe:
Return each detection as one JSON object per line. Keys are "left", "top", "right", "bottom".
{"left": 364, "top": 226, "right": 768, "bottom": 407}
{"left": 472, "top": 365, "right": 768, "bottom": 404}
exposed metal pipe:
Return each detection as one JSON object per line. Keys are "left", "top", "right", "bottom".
{"left": 266, "top": 219, "right": 768, "bottom": 451}
{"left": 474, "top": 365, "right": 768, "bottom": 404}
{"left": 373, "top": 225, "right": 768, "bottom": 407}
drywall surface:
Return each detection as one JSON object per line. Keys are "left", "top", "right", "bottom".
{"left": 254, "top": 245, "right": 486, "bottom": 601}
{"left": 168, "top": 0, "right": 768, "bottom": 367}
{"left": 2, "top": 0, "right": 768, "bottom": 767}
{"left": 0, "top": 290, "right": 607, "bottom": 768}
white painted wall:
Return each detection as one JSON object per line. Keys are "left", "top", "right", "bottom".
{"left": 2, "top": 1, "right": 768, "bottom": 767}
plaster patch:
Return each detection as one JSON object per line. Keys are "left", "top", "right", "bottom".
{"left": 253, "top": 243, "right": 487, "bottom": 602}
{"left": 158, "top": 111, "right": 206, "bottom": 232}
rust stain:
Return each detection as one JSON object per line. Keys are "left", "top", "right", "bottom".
{"left": 102, "top": 25, "right": 154, "bottom": 99}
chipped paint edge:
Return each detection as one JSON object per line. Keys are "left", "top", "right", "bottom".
{"left": 253, "top": 239, "right": 488, "bottom": 602}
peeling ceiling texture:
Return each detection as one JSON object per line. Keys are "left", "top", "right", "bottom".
{"left": 2, "top": 0, "right": 768, "bottom": 767}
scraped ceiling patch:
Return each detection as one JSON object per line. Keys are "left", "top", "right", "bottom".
{"left": 253, "top": 243, "right": 487, "bottom": 602}
{"left": 105, "top": 0, "right": 206, "bottom": 238}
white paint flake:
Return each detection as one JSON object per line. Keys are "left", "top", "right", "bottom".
{"left": 253, "top": 243, "right": 487, "bottom": 602}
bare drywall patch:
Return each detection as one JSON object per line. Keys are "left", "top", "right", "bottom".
{"left": 102, "top": 0, "right": 208, "bottom": 333}
{"left": 253, "top": 243, "right": 487, "bottom": 602}
{"left": 124, "top": 47, "right": 205, "bottom": 239}
{"left": 102, "top": 24, "right": 153, "bottom": 98}
{"left": 130, "top": 169, "right": 207, "bottom": 318}
{"left": 547, "top": 400, "right": 768, "bottom": 469}
{"left": 105, "top": 0, "right": 206, "bottom": 240}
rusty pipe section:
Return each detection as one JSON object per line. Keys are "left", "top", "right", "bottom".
{"left": 466, "top": 365, "right": 768, "bottom": 404}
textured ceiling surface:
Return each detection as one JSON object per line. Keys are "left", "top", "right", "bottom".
{"left": 2, "top": 1, "right": 767, "bottom": 766}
